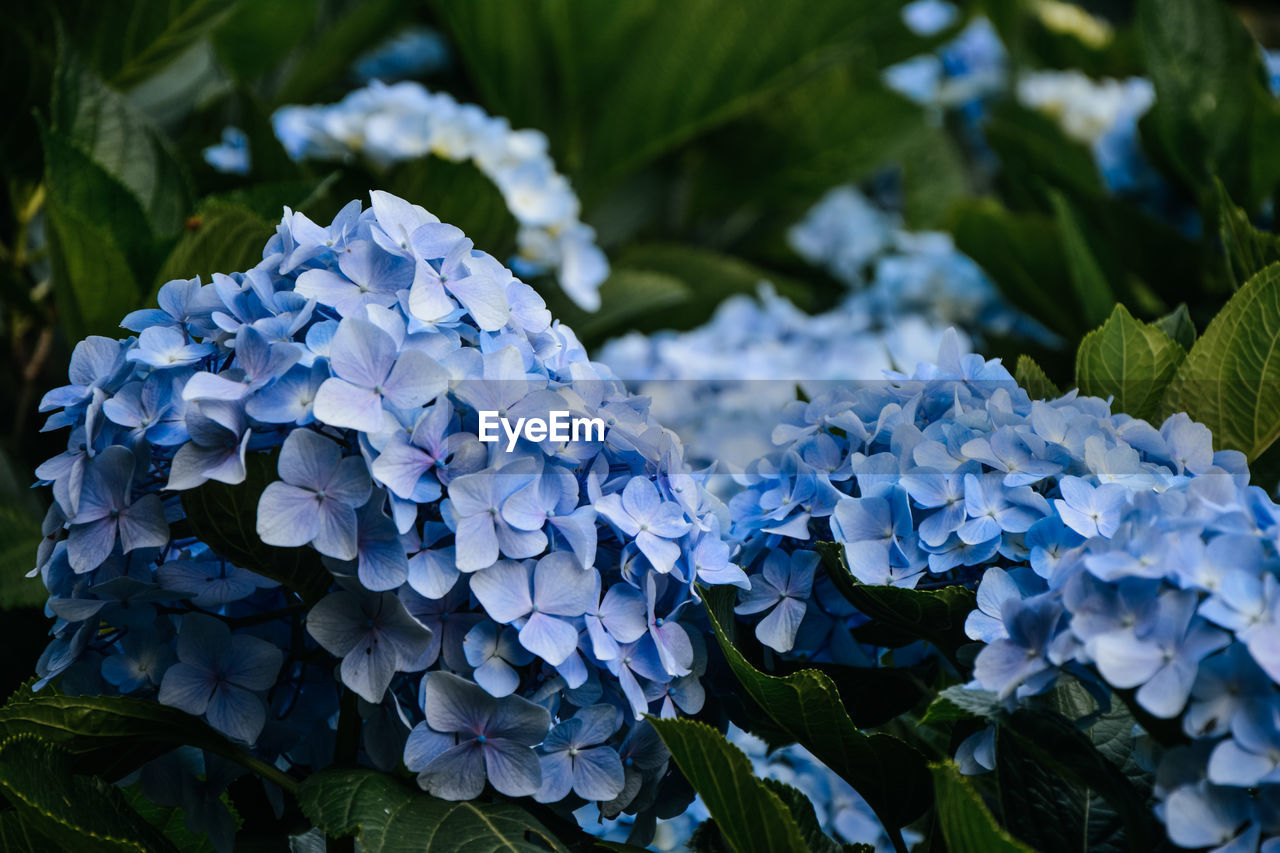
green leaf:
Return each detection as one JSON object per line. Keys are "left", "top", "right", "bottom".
{"left": 273, "top": 0, "right": 405, "bottom": 104}
{"left": 984, "top": 105, "right": 1104, "bottom": 209}
{"left": 52, "top": 44, "right": 192, "bottom": 238}
{"left": 435, "top": 0, "right": 920, "bottom": 196}
{"left": 213, "top": 0, "right": 317, "bottom": 84}
{"left": 758, "top": 779, "right": 847, "bottom": 853}
{"left": 298, "top": 768, "right": 568, "bottom": 852}
{"left": 930, "top": 762, "right": 1034, "bottom": 853}
{"left": 999, "top": 706, "right": 1161, "bottom": 852}
{"left": 1214, "top": 178, "right": 1280, "bottom": 290}
{"left": 1137, "top": 0, "right": 1261, "bottom": 202}
{"left": 1049, "top": 192, "right": 1117, "bottom": 328}
{"left": 152, "top": 201, "right": 274, "bottom": 297}
{"left": 120, "top": 786, "right": 217, "bottom": 853}
{"left": 996, "top": 726, "right": 1089, "bottom": 853}
{"left": 705, "top": 602, "right": 931, "bottom": 830}
{"left": 649, "top": 718, "right": 812, "bottom": 853}
{"left": 180, "top": 450, "right": 333, "bottom": 605}
{"left": 0, "top": 687, "right": 274, "bottom": 784}
{"left": 0, "top": 809, "right": 49, "bottom": 853}
{"left": 815, "top": 542, "right": 976, "bottom": 666}
{"left": 920, "top": 686, "right": 999, "bottom": 727}
{"left": 1075, "top": 303, "right": 1186, "bottom": 422}
{"left": 546, "top": 268, "right": 691, "bottom": 348}
{"left": 0, "top": 734, "right": 180, "bottom": 852}
{"left": 1014, "top": 355, "right": 1061, "bottom": 401}
{"left": 1162, "top": 262, "right": 1280, "bottom": 461}
{"left": 949, "top": 200, "right": 1081, "bottom": 340}
{"left": 0, "top": 505, "right": 46, "bottom": 610}
{"left": 1153, "top": 304, "right": 1197, "bottom": 352}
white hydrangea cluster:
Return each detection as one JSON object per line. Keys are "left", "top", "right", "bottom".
{"left": 269, "top": 81, "right": 609, "bottom": 311}
{"left": 1016, "top": 70, "right": 1154, "bottom": 148}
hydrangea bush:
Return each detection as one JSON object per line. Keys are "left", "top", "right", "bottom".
{"left": 30, "top": 190, "right": 744, "bottom": 844}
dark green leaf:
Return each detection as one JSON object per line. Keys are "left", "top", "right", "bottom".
{"left": 0, "top": 505, "right": 46, "bottom": 610}
{"left": 1153, "top": 304, "right": 1196, "bottom": 352}
{"left": 0, "top": 734, "right": 180, "bottom": 852}
{"left": 152, "top": 201, "right": 273, "bottom": 298}
{"left": 0, "top": 685, "right": 274, "bottom": 784}
{"left": 1075, "top": 303, "right": 1185, "bottom": 422}
{"left": 213, "top": 0, "right": 317, "bottom": 84}
{"left": 999, "top": 706, "right": 1161, "bottom": 852}
{"left": 815, "top": 542, "right": 976, "bottom": 666}
{"left": 930, "top": 761, "right": 1034, "bottom": 853}
{"left": 274, "top": 0, "right": 405, "bottom": 104}
{"left": 1050, "top": 191, "right": 1117, "bottom": 328}
{"left": 52, "top": 45, "right": 192, "bottom": 238}
{"left": 920, "top": 686, "right": 999, "bottom": 727}
{"left": 705, "top": 602, "right": 931, "bottom": 829}
{"left": 648, "top": 718, "right": 811, "bottom": 853}
{"left": 120, "top": 785, "right": 217, "bottom": 853}
{"left": 1214, "top": 178, "right": 1280, "bottom": 290}
{"left": 985, "top": 105, "right": 1103, "bottom": 210}
{"left": 180, "top": 450, "right": 333, "bottom": 605}
{"left": 0, "top": 809, "right": 49, "bottom": 853}
{"left": 1014, "top": 355, "right": 1061, "bottom": 401}
{"left": 758, "top": 779, "right": 847, "bottom": 853}
{"left": 546, "top": 268, "right": 691, "bottom": 348}
{"left": 1137, "top": 0, "right": 1261, "bottom": 201}
{"left": 298, "top": 767, "right": 568, "bottom": 852}
{"left": 1162, "top": 262, "right": 1280, "bottom": 461}
{"left": 996, "top": 726, "right": 1089, "bottom": 853}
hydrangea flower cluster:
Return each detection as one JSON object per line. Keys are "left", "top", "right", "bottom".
{"left": 269, "top": 82, "right": 608, "bottom": 310}
{"left": 31, "top": 190, "right": 744, "bottom": 839}
{"left": 599, "top": 284, "right": 964, "bottom": 474}
{"left": 724, "top": 331, "right": 1280, "bottom": 851}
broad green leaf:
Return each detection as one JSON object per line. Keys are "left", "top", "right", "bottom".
{"left": 1015, "top": 355, "right": 1061, "bottom": 401}
{"left": 1214, "top": 178, "right": 1280, "bottom": 290}
{"left": 1137, "top": 0, "right": 1260, "bottom": 202}
{"left": 298, "top": 767, "right": 568, "bottom": 853}
{"left": 120, "top": 785, "right": 217, "bottom": 853}
{"left": 920, "top": 686, "right": 1000, "bottom": 727}
{"left": 213, "top": 0, "right": 317, "bottom": 84}
{"left": 51, "top": 45, "right": 192, "bottom": 238}
{"left": 152, "top": 201, "right": 274, "bottom": 298}
{"left": 649, "top": 718, "right": 812, "bottom": 853}
{"left": 435, "top": 0, "right": 918, "bottom": 196}
{"left": 546, "top": 268, "right": 690, "bottom": 348}
{"left": 705, "top": 603, "right": 931, "bottom": 829}
{"left": 1050, "top": 192, "right": 1117, "bottom": 328}
{"left": 985, "top": 105, "right": 1104, "bottom": 210}
{"left": 999, "top": 707, "right": 1160, "bottom": 852}
{"left": 815, "top": 542, "right": 976, "bottom": 666}
{"left": 273, "top": 0, "right": 404, "bottom": 104}
{"left": 930, "top": 762, "right": 1034, "bottom": 853}
{"left": 949, "top": 200, "right": 1081, "bottom": 340}
{"left": 0, "top": 810, "right": 48, "bottom": 853}
{"left": 0, "top": 505, "right": 46, "bottom": 610}
{"left": 1153, "top": 304, "right": 1197, "bottom": 352}
{"left": 996, "top": 726, "right": 1089, "bottom": 853}
{"left": 179, "top": 450, "right": 333, "bottom": 605}
{"left": 0, "top": 734, "right": 180, "bottom": 852}
{"left": 0, "top": 687, "right": 277, "bottom": 785}
{"left": 1075, "top": 304, "right": 1185, "bottom": 423}
{"left": 758, "top": 779, "right": 851, "bottom": 853}
{"left": 1162, "top": 262, "right": 1280, "bottom": 461}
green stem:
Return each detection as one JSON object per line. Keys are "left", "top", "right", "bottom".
{"left": 226, "top": 747, "right": 299, "bottom": 797}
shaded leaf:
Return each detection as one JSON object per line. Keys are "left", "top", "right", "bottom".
{"left": 298, "top": 767, "right": 568, "bottom": 852}
{"left": 152, "top": 201, "right": 274, "bottom": 298}
{"left": 1075, "top": 303, "right": 1185, "bottom": 422}
{"left": 816, "top": 542, "right": 975, "bottom": 666}
{"left": 649, "top": 718, "right": 811, "bottom": 853}
{"left": 1214, "top": 178, "right": 1280, "bottom": 290}
{"left": 759, "top": 779, "right": 846, "bottom": 853}
{"left": 920, "top": 686, "right": 999, "bottom": 727}
{"left": 1015, "top": 355, "right": 1061, "bottom": 401}
{"left": 1050, "top": 191, "right": 1117, "bottom": 328}
{"left": 996, "top": 726, "right": 1089, "bottom": 853}
{"left": 274, "top": 0, "right": 404, "bottom": 104}
{"left": 1153, "top": 304, "right": 1196, "bottom": 352}
{"left": 705, "top": 603, "right": 931, "bottom": 830}
{"left": 930, "top": 761, "right": 1034, "bottom": 853}
{"left": 1162, "top": 262, "right": 1280, "bottom": 461}
{"left": 0, "top": 734, "right": 179, "bottom": 852}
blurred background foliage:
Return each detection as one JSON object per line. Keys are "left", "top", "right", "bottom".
{"left": 4, "top": 0, "right": 1280, "bottom": 715}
